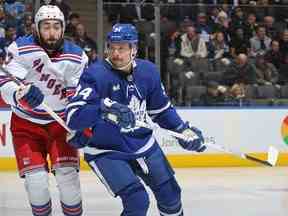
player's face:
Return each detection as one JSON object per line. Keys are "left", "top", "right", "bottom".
{"left": 108, "top": 43, "right": 133, "bottom": 70}
{"left": 39, "top": 20, "right": 63, "bottom": 50}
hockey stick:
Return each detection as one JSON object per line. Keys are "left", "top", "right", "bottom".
{"left": 136, "top": 120, "right": 279, "bottom": 167}
{"left": 0, "top": 66, "right": 72, "bottom": 133}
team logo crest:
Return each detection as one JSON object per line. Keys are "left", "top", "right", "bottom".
{"left": 128, "top": 95, "right": 146, "bottom": 123}
{"left": 112, "top": 84, "right": 120, "bottom": 91}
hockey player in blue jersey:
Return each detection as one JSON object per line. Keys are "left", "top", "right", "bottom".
{"left": 66, "top": 23, "right": 207, "bottom": 216}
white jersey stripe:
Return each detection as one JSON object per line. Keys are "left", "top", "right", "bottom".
{"left": 147, "top": 101, "right": 171, "bottom": 115}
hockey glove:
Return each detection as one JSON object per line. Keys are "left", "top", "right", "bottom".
{"left": 176, "top": 122, "right": 206, "bottom": 152}
{"left": 15, "top": 84, "right": 44, "bottom": 109}
{"left": 67, "top": 128, "right": 92, "bottom": 149}
{"left": 100, "top": 98, "right": 136, "bottom": 130}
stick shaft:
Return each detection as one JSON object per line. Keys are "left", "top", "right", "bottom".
{"left": 0, "top": 66, "right": 24, "bottom": 86}
{"left": 41, "top": 103, "right": 71, "bottom": 133}
{"left": 136, "top": 121, "right": 273, "bottom": 166}
{"left": 0, "top": 66, "right": 72, "bottom": 133}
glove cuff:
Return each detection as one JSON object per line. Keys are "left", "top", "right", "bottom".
{"left": 175, "top": 121, "right": 189, "bottom": 133}
{"left": 14, "top": 85, "right": 33, "bottom": 110}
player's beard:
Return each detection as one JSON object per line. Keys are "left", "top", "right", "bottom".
{"left": 42, "top": 38, "right": 64, "bottom": 52}
{"left": 36, "top": 33, "right": 64, "bottom": 53}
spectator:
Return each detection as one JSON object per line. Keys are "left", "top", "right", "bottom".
{"left": 223, "top": 53, "right": 257, "bottom": 86}
{"left": 279, "top": 29, "right": 288, "bottom": 57}
{"left": 263, "top": 15, "right": 283, "bottom": 39}
{"left": 212, "top": 10, "right": 231, "bottom": 43}
{"left": 21, "top": 22, "right": 34, "bottom": 36}
{"left": 228, "top": 83, "right": 246, "bottom": 99}
{"left": 195, "top": 12, "right": 212, "bottom": 43}
{"left": 208, "top": 31, "right": 230, "bottom": 60}
{"left": 175, "top": 25, "right": 209, "bottom": 75}
{"left": 160, "top": 15, "right": 177, "bottom": 37}
{"left": 65, "top": 12, "right": 80, "bottom": 38}
{"left": 265, "top": 40, "right": 282, "bottom": 69}
{"left": 226, "top": 83, "right": 251, "bottom": 106}
{"left": 207, "top": 6, "right": 220, "bottom": 26}
{"left": 23, "top": 12, "right": 33, "bottom": 27}
{"left": 230, "top": 7, "right": 246, "bottom": 30}
{"left": 178, "top": 16, "right": 194, "bottom": 33}
{"left": 175, "top": 25, "right": 208, "bottom": 59}
{"left": 18, "top": 13, "right": 33, "bottom": 36}
{"left": 243, "top": 13, "right": 258, "bottom": 39}
{"left": 219, "top": 3, "right": 233, "bottom": 18}
{"left": 250, "top": 25, "right": 271, "bottom": 57}
{"left": 278, "top": 53, "right": 288, "bottom": 85}
{"left": 254, "top": 53, "right": 279, "bottom": 86}
{"left": 199, "top": 81, "right": 228, "bottom": 106}
{"left": 168, "top": 25, "right": 207, "bottom": 104}
{"left": 207, "top": 31, "right": 230, "bottom": 71}
{"left": 0, "top": 23, "right": 17, "bottom": 52}
{"left": 230, "top": 26, "right": 251, "bottom": 58}
{"left": 73, "top": 23, "right": 97, "bottom": 51}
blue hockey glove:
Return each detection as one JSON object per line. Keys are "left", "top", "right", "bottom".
{"left": 176, "top": 122, "right": 206, "bottom": 152}
{"left": 67, "top": 128, "right": 92, "bottom": 149}
{"left": 15, "top": 84, "right": 44, "bottom": 109}
{"left": 100, "top": 98, "right": 136, "bottom": 130}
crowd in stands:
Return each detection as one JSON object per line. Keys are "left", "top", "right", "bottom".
{"left": 163, "top": 3, "right": 288, "bottom": 106}
{"left": 104, "top": 1, "right": 288, "bottom": 106}
{"left": 1, "top": 0, "right": 288, "bottom": 107}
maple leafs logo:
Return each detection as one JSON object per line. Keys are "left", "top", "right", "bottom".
{"left": 128, "top": 95, "right": 146, "bottom": 122}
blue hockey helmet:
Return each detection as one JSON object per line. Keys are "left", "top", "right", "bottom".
{"left": 107, "top": 24, "right": 138, "bottom": 45}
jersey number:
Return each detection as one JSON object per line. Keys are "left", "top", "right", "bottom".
{"left": 74, "top": 85, "right": 92, "bottom": 100}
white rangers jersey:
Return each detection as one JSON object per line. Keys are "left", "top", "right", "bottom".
{"left": 0, "top": 35, "right": 88, "bottom": 124}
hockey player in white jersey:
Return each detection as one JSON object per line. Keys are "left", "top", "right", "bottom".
{"left": 0, "top": 5, "right": 88, "bottom": 216}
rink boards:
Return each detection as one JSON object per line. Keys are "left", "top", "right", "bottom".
{"left": 0, "top": 107, "right": 288, "bottom": 170}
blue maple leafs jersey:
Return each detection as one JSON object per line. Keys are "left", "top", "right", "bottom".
{"left": 66, "top": 59, "right": 184, "bottom": 157}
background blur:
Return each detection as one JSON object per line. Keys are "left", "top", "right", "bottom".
{"left": 0, "top": 0, "right": 288, "bottom": 108}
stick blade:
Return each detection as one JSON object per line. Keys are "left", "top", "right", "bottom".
{"left": 267, "top": 146, "right": 279, "bottom": 166}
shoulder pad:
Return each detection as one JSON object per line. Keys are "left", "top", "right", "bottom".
{"left": 63, "top": 40, "right": 83, "bottom": 57}
{"left": 82, "top": 61, "right": 109, "bottom": 83}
